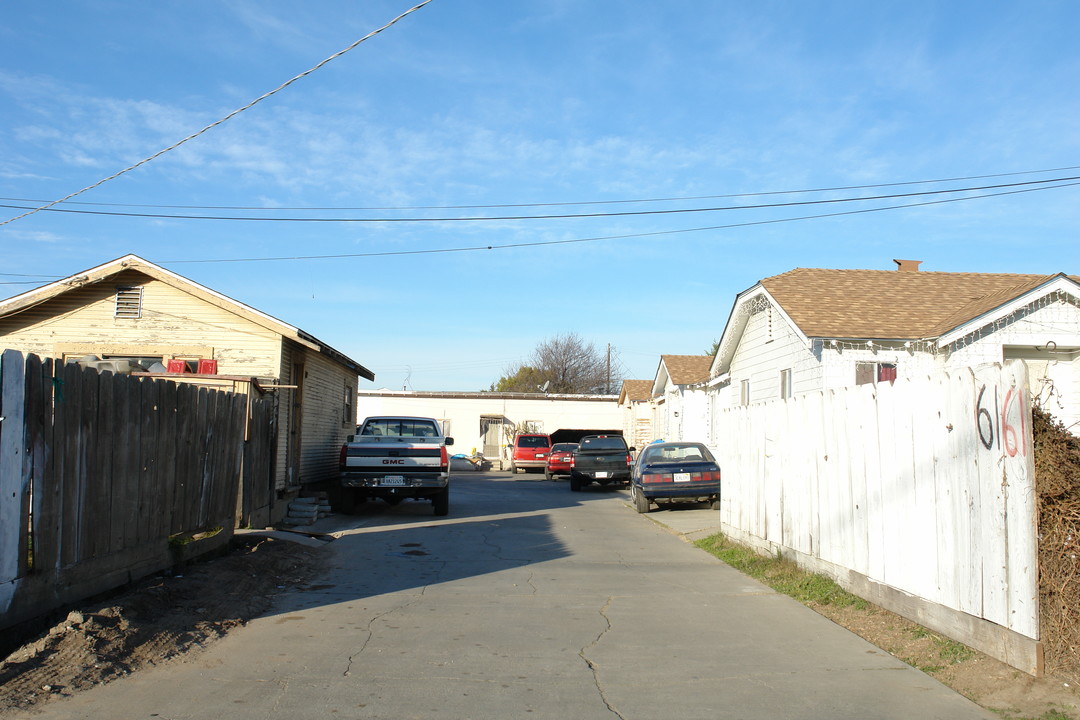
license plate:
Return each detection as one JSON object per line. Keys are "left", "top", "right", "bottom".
{"left": 674, "top": 472, "right": 691, "bottom": 483}
{"left": 596, "top": 471, "right": 609, "bottom": 478}
{"left": 382, "top": 476, "right": 406, "bottom": 486}
{"left": 536, "top": 453, "right": 547, "bottom": 458}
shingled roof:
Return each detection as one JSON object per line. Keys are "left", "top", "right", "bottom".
{"left": 660, "top": 355, "right": 713, "bottom": 385}
{"left": 618, "top": 379, "right": 653, "bottom": 403}
{"left": 760, "top": 268, "right": 1078, "bottom": 339}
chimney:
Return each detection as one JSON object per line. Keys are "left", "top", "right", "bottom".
{"left": 893, "top": 259, "right": 923, "bottom": 272}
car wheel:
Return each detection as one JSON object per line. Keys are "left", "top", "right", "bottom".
{"left": 432, "top": 487, "right": 449, "bottom": 516}
{"left": 569, "top": 473, "right": 583, "bottom": 492}
{"left": 711, "top": 497, "right": 720, "bottom": 511}
{"left": 632, "top": 485, "right": 650, "bottom": 514}
{"left": 544, "top": 469, "right": 552, "bottom": 481}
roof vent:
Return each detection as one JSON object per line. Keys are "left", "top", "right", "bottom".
{"left": 893, "top": 259, "right": 923, "bottom": 272}
{"left": 114, "top": 286, "right": 143, "bottom": 319}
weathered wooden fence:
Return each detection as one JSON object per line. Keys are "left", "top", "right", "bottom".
{"left": 711, "top": 361, "right": 1039, "bottom": 674}
{"left": 0, "top": 350, "right": 273, "bottom": 632}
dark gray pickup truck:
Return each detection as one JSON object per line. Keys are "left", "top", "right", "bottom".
{"left": 569, "top": 434, "right": 634, "bottom": 491}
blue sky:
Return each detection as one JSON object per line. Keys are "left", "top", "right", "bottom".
{"left": 2, "top": 1, "right": 1078, "bottom": 391}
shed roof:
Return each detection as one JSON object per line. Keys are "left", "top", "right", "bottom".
{"left": 618, "top": 379, "right": 653, "bottom": 403}
{"left": 659, "top": 355, "right": 713, "bottom": 385}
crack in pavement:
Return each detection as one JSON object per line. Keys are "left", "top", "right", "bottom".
{"left": 579, "top": 596, "right": 625, "bottom": 719}
{"left": 342, "top": 572, "right": 438, "bottom": 677}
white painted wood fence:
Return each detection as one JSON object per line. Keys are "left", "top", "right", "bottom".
{"left": 710, "top": 361, "right": 1040, "bottom": 673}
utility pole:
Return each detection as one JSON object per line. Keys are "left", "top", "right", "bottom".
{"left": 606, "top": 343, "right": 611, "bottom": 394}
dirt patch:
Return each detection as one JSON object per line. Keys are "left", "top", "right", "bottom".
{"left": 0, "top": 534, "right": 324, "bottom": 715}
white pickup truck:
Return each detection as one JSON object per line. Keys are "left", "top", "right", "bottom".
{"left": 337, "top": 416, "right": 453, "bottom": 516}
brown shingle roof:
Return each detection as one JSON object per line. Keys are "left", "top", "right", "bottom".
{"left": 760, "top": 268, "right": 1074, "bottom": 339}
{"left": 661, "top": 355, "right": 713, "bottom": 385}
{"left": 618, "top": 379, "right": 653, "bottom": 403}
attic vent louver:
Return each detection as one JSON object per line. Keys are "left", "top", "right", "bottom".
{"left": 115, "top": 286, "right": 143, "bottom": 319}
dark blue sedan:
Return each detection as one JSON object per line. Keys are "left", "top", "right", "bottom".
{"left": 630, "top": 441, "right": 721, "bottom": 513}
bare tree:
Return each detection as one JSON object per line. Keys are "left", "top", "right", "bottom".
{"left": 493, "top": 333, "right": 625, "bottom": 394}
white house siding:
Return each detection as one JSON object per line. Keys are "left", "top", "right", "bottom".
{"left": 356, "top": 391, "right": 622, "bottom": 462}
{"left": 726, "top": 303, "right": 817, "bottom": 407}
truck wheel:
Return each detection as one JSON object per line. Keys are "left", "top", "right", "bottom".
{"left": 569, "top": 474, "right": 583, "bottom": 492}
{"left": 432, "top": 487, "right": 449, "bottom": 516}
{"left": 632, "top": 485, "right": 650, "bottom": 514}
{"left": 509, "top": 462, "right": 517, "bottom": 474}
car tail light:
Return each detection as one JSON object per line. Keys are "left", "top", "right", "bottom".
{"left": 642, "top": 472, "right": 673, "bottom": 484}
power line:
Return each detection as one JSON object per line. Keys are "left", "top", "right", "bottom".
{"left": 2, "top": 165, "right": 1077, "bottom": 212}
{"left": 1, "top": 175, "right": 1075, "bottom": 223}
{"left": 158, "top": 180, "right": 1080, "bottom": 264}
{"left": 0, "top": 0, "right": 435, "bottom": 228}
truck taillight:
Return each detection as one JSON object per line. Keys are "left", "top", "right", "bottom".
{"left": 625, "top": 453, "right": 633, "bottom": 467}
{"left": 440, "top": 444, "right": 449, "bottom": 469}
{"left": 339, "top": 443, "right": 347, "bottom": 468}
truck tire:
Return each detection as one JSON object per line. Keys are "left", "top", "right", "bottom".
{"left": 569, "top": 473, "right": 583, "bottom": 492}
{"left": 432, "top": 487, "right": 449, "bottom": 516}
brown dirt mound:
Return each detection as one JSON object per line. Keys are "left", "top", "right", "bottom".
{"left": 0, "top": 535, "right": 322, "bottom": 714}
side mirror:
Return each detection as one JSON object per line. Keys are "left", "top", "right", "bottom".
{"left": 445, "top": 437, "right": 455, "bottom": 446}
{"left": 628, "top": 446, "right": 637, "bottom": 452}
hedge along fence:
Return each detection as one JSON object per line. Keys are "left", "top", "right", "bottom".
{"left": 1032, "top": 406, "right": 1080, "bottom": 684}
{"left": 0, "top": 350, "right": 263, "bottom": 633}
{"left": 712, "top": 361, "right": 1041, "bottom": 675}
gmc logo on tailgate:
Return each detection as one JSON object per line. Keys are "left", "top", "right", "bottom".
{"left": 382, "top": 459, "right": 406, "bottom": 465}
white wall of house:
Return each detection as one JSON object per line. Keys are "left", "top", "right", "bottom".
{"left": 721, "top": 303, "right": 819, "bottom": 408}
{"left": 711, "top": 361, "right": 1039, "bottom": 675}
{"left": 356, "top": 391, "right": 622, "bottom": 461}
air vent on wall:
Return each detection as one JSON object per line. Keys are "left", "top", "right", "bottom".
{"left": 114, "top": 286, "right": 143, "bottom": 319}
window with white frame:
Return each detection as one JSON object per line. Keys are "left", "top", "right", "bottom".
{"left": 855, "top": 362, "right": 898, "bottom": 386}
{"left": 740, "top": 379, "right": 750, "bottom": 406}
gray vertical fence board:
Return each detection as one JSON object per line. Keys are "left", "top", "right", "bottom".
{"left": 159, "top": 380, "right": 178, "bottom": 538}
{"left": 84, "top": 371, "right": 108, "bottom": 559}
{"left": 1, "top": 351, "right": 27, "bottom": 613}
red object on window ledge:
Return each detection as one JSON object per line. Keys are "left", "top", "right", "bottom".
{"left": 197, "top": 358, "right": 218, "bottom": 375}
{"left": 166, "top": 359, "right": 189, "bottom": 373}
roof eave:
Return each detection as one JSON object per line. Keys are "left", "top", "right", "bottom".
{"left": 936, "top": 274, "right": 1080, "bottom": 348}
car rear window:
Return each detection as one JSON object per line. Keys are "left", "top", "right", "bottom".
{"left": 361, "top": 419, "right": 439, "bottom": 437}
{"left": 516, "top": 435, "right": 550, "bottom": 448}
{"left": 579, "top": 436, "right": 628, "bottom": 451}
{"left": 644, "top": 444, "right": 715, "bottom": 463}
{"left": 551, "top": 443, "right": 577, "bottom": 452}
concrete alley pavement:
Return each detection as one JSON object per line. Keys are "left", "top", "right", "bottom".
{"left": 8, "top": 472, "right": 996, "bottom": 720}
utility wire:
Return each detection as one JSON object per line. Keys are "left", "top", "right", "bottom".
{"left": 159, "top": 180, "right": 1080, "bottom": 264}
{"left": 0, "top": 175, "right": 1075, "bottom": 223}
{"left": 2, "top": 165, "right": 1077, "bottom": 212}
{"left": 0, "top": 0, "right": 435, "bottom": 229}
